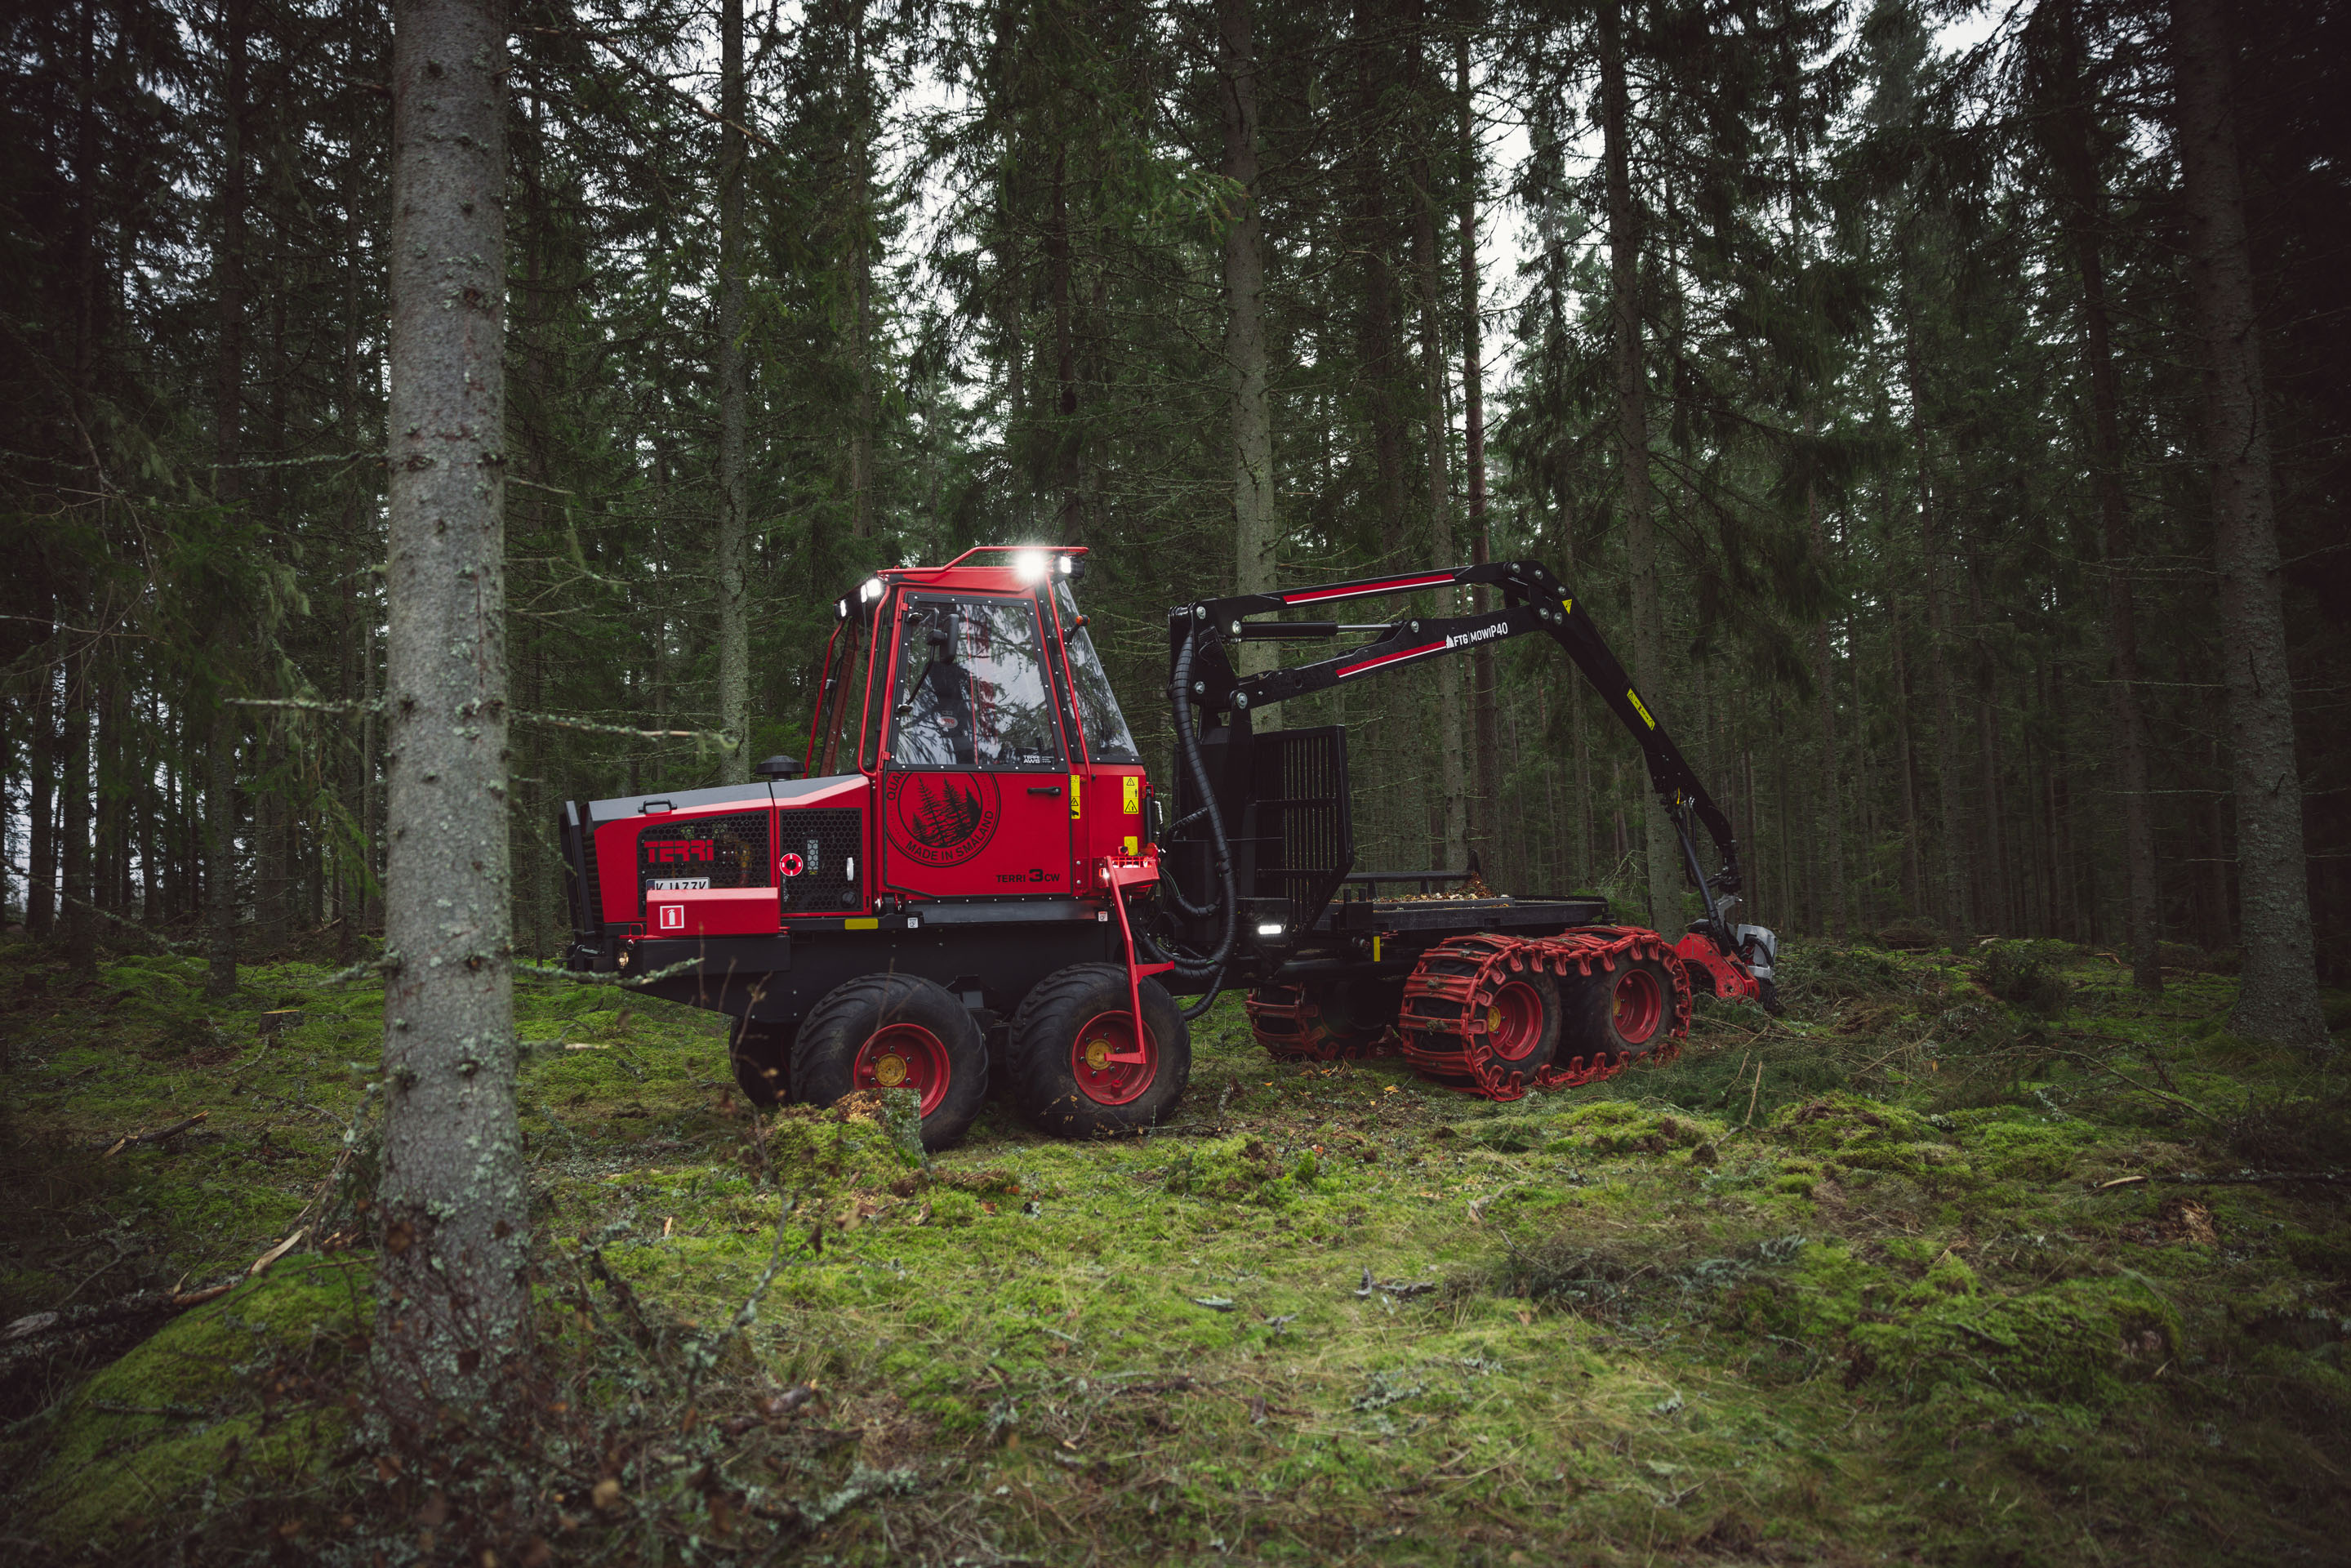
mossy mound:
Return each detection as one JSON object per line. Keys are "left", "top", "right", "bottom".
{"left": 1543, "top": 1100, "right": 1725, "bottom": 1157}
{"left": 764, "top": 1087, "right": 924, "bottom": 1192}
{"left": 1164, "top": 1135, "right": 1317, "bottom": 1205}
{"left": 1773, "top": 1094, "right": 1973, "bottom": 1190}
{"left": 15, "top": 1261, "right": 370, "bottom": 1551}
{"left": 1859, "top": 1275, "right": 2180, "bottom": 1404}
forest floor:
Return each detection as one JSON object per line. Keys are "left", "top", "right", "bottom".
{"left": 0, "top": 932, "right": 2346, "bottom": 1566}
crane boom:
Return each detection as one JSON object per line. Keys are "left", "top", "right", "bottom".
{"left": 1169, "top": 559, "right": 1745, "bottom": 930}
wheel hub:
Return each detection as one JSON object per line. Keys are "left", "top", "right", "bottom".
{"left": 1071, "top": 1011, "right": 1157, "bottom": 1106}
{"left": 872, "top": 1053, "right": 909, "bottom": 1088}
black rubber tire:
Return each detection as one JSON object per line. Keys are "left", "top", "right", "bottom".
{"left": 791, "top": 973, "right": 989, "bottom": 1152}
{"left": 1479, "top": 968, "right": 1561, "bottom": 1094}
{"left": 1561, "top": 954, "right": 1676, "bottom": 1067}
{"left": 1008, "top": 964, "right": 1191, "bottom": 1138}
{"left": 728, "top": 1017, "right": 794, "bottom": 1107}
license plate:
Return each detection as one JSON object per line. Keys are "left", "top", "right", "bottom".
{"left": 648, "top": 877, "right": 710, "bottom": 891}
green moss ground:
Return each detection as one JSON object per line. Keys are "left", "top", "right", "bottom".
{"left": 1, "top": 935, "right": 2345, "bottom": 1564}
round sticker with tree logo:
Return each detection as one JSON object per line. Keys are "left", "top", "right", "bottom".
{"left": 886, "top": 771, "right": 1002, "bottom": 866}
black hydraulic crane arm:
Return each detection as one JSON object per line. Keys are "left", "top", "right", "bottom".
{"left": 1169, "top": 558, "right": 1745, "bottom": 919}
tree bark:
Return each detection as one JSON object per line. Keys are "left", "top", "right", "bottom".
{"left": 377, "top": 0, "right": 529, "bottom": 1428}
{"left": 1562, "top": 488, "right": 1594, "bottom": 884}
{"left": 29, "top": 653, "right": 55, "bottom": 939}
{"left": 715, "top": 0, "right": 750, "bottom": 783}
{"left": 1220, "top": 0, "right": 1275, "bottom": 674}
{"left": 207, "top": 0, "right": 247, "bottom": 1000}
{"left": 1458, "top": 34, "right": 1501, "bottom": 869}
{"left": 1352, "top": 1, "right": 1407, "bottom": 555}
{"left": 848, "top": 0, "right": 875, "bottom": 541}
{"left": 2172, "top": 0, "right": 2325, "bottom": 1046}
{"left": 1597, "top": 0, "right": 1678, "bottom": 933}
{"left": 61, "top": 667, "right": 94, "bottom": 975}
{"left": 1812, "top": 489, "right": 1844, "bottom": 937}
{"left": 1906, "top": 306, "right": 1968, "bottom": 951}
{"left": 1890, "top": 593, "right": 1925, "bottom": 917}
{"left": 1407, "top": 6, "right": 1467, "bottom": 872}
{"left": 1047, "top": 148, "right": 1083, "bottom": 540}
{"left": 2043, "top": 7, "right": 2162, "bottom": 986}
{"left": 1966, "top": 556, "right": 2009, "bottom": 932}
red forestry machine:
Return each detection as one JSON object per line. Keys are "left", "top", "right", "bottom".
{"left": 560, "top": 546, "right": 1779, "bottom": 1150}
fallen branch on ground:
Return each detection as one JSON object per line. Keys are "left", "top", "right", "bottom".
{"left": 2096, "top": 1170, "right": 2346, "bottom": 1190}
{"left": 2055, "top": 1050, "right": 2224, "bottom": 1126}
{"left": 102, "top": 1111, "right": 207, "bottom": 1156}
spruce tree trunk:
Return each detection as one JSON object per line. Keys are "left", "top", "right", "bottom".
{"left": 2204, "top": 731, "right": 2233, "bottom": 951}
{"left": 2172, "top": 0, "right": 2325, "bottom": 1047}
{"left": 376, "top": 0, "right": 529, "bottom": 1426}
{"left": 715, "top": 0, "right": 750, "bottom": 783}
{"left": 1908, "top": 313, "right": 1969, "bottom": 951}
{"left": 1220, "top": 0, "right": 1275, "bottom": 675}
{"left": 1811, "top": 488, "right": 1845, "bottom": 937}
{"left": 848, "top": 2, "right": 875, "bottom": 541}
{"left": 29, "top": 654, "right": 54, "bottom": 939}
{"left": 207, "top": 0, "right": 247, "bottom": 1000}
{"left": 2044, "top": 13, "right": 2163, "bottom": 985}
{"left": 62, "top": 671, "right": 94, "bottom": 976}
{"left": 1352, "top": 2, "right": 1407, "bottom": 554}
{"left": 1891, "top": 595, "right": 1925, "bottom": 916}
{"left": 1048, "top": 149, "right": 1082, "bottom": 539}
{"left": 1458, "top": 36, "right": 1501, "bottom": 867}
{"left": 1598, "top": 0, "right": 1679, "bottom": 933}
{"left": 1407, "top": 11, "right": 1467, "bottom": 873}
{"left": 1561, "top": 489, "right": 1595, "bottom": 881}
{"left": 1967, "top": 559, "right": 2009, "bottom": 931}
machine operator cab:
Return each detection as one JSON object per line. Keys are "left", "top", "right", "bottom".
{"left": 810, "top": 546, "right": 1150, "bottom": 908}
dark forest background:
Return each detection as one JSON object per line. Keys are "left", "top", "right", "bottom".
{"left": 3, "top": 0, "right": 2344, "bottom": 1023}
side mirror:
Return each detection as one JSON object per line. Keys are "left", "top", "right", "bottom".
{"left": 754, "top": 755, "right": 804, "bottom": 780}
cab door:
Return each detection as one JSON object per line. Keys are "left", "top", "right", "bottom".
{"left": 879, "top": 592, "right": 1075, "bottom": 900}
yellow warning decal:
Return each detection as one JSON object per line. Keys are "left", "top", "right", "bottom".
{"left": 1124, "top": 835, "right": 1139, "bottom": 855}
{"left": 1069, "top": 773, "right": 1083, "bottom": 818}
{"left": 1627, "top": 688, "right": 1656, "bottom": 729}
{"left": 1373, "top": 934, "right": 1384, "bottom": 963}
{"left": 845, "top": 917, "right": 879, "bottom": 930}
{"left": 1561, "top": 597, "right": 1574, "bottom": 615}
{"left": 1123, "top": 775, "right": 1141, "bottom": 814}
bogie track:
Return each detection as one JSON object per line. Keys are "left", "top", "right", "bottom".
{"left": 1394, "top": 928, "right": 1694, "bottom": 1101}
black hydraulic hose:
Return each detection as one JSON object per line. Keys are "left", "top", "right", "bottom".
{"left": 1158, "top": 630, "right": 1240, "bottom": 1014}
{"left": 1159, "top": 807, "right": 1221, "bottom": 920}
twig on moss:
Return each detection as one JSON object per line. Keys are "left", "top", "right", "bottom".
{"left": 102, "top": 1111, "right": 208, "bottom": 1156}
{"left": 2055, "top": 1049, "right": 2224, "bottom": 1126}
{"left": 2097, "top": 1170, "right": 2346, "bottom": 1190}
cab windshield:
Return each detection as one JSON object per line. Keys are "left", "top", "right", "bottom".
{"left": 1052, "top": 581, "right": 1141, "bottom": 764}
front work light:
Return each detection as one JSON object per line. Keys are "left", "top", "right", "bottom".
{"left": 1014, "top": 549, "right": 1050, "bottom": 584}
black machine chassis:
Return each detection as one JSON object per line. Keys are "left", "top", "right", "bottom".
{"left": 565, "top": 889, "right": 1615, "bottom": 1046}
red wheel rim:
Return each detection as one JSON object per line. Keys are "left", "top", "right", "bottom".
{"left": 1071, "top": 1010, "right": 1158, "bottom": 1106}
{"left": 1485, "top": 980, "right": 1547, "bottom": 1062}
{"left": 854, "top": 1022, "right": 951, "bottom": 1116}
{"left": 1612, "top": 969, "right": 1663, "bottom": 1045}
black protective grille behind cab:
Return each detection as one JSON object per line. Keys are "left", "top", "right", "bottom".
{"left": 1249, "top": 725, "right": 1354, "bottom": 931}
{"left": 777, "top": 808, "right": 864, "bottom": 913}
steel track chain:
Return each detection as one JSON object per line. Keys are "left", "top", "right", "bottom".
{"left": 1396, "top": 927, "right": 1693, "bottom": 1101}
